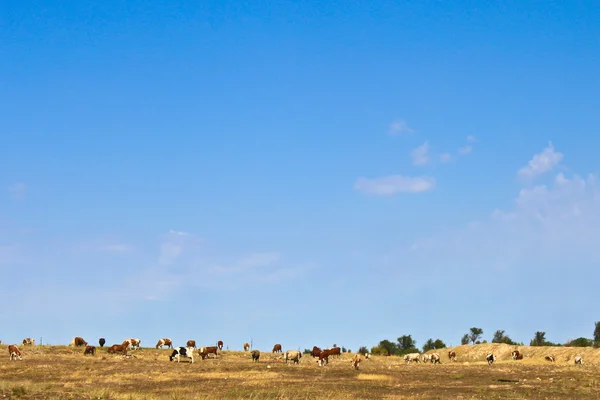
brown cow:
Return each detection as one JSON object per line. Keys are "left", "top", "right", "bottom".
{"left": 69, "top": 337, "right": 87, "bottom": 347}
{"left": 156, "top": 338, "right": 172, "bottom": 349}
{"left": 127, "top": 338, "right": 141, "bottom": 350}
{"left": 107, "top": 340, "right": 130, "bottom": 355}
{"left": 317, "top": 349, "right": 331, "bottom": 366}
{"left": 328, "top": 347, "right": 341, "bottom": 358}
{"left": 217, "top": 340, "right": 223, "bottom": 350}
{"left": 22, "top": 338, "right": 34, "bottom": 346}
{"left": 545, "top": 355, "right": 556, "bottom": 362}
{"left": 511, "top": 350, "right": 523, "bottom": 360}
{"left": 187, "top": 340, "right": 196, "bottom": 349}
{"left": 311, "top": 346, "right": 322, "bottom": 358}
{"left": 8, "top": 345, "right": 22, "bottom": 361}
{"left": 251, "top": 349, "right": 260, "bottom": 362}
{"left": 352, "top": 354, "right": 361, "bottom": 370}
{"left": 84, "top": 346, "right": 96, "bottom": 356}
{"left": 198, "top": 346, "right": 219, "bottom": 360}
{"left": 272, "top": 343, "right": 282, "bottom": 353}
{"left": 448, "top": 350, "right": 457, "bottom": 361}
{"left": 244, "top": 342, "right": 250, "bottom": 351}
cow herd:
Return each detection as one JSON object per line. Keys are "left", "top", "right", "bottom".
{"left": 4, "top": 338, "right": 586, "bottom": 368}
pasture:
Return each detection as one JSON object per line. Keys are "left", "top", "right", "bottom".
{"left": 1, "top": 343, "right": 599, "bottom": 399}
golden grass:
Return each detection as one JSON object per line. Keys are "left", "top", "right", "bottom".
{"left": 0, "top": 343, "right": 599, "bottom": 399}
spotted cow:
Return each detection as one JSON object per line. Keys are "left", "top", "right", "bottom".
{"left": 170, "top": 347, "right": 195, "bottom": 363}
{"left": 156, "top": 338, "right": 173, "bottom": 349}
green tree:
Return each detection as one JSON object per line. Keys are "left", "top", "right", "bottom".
{"left": 357, "top": 346, "right": 369, "bottom": 355}
{"left": 594, "top": 322, "right": 600, "bottom": 347}
{"left": 376, "top": 340, "right": 398, "bottom": 356}
{"left": 468, "top": 327, "right": 483, "bottom": 345}
{"left": 565, "top": 337, "right": 593, "bottom": 347}
{"left": 461, "top": 334, "right": 470, "bottom": 345}
{"left": 397, "top": 335, "right": 417, "bottom": 352}
{"left": 422, "top": 338, "right": 447, "bottom": 352}
{"left": 530, "top": 331, "right": 546, "bottom": 346}
{"left": 492, "top": 330, "right": 517, "bottom": 345}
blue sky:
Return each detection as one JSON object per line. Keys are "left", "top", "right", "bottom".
{"left": 2, "top": 1, "right": 600, "bottom": 351}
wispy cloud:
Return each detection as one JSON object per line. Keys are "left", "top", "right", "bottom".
{"left": 518, "top": 142, "right": 563, "bottom": 179}
{"left": 458, "top": 145, "right": 472, "bottom": 155}
{"left": 9, "top": 183, "right": 26, "bottom": 199}
{"left": 466, "top": 135, "right": 477, "bottom": 143}
{"left": 211, "top": 252, "right": 281, "bottom": 273}
{"left": 158, "top": 230, "right": 200, "bottom": 265}
{"left": 354, "top": 175, "right": 435, "bottom": 196}
{"left": 388, "top": 120, "right": 414, "bottom": 135}
{"left": 411, "top": 142, "right": 430, "bottom": 166}
{"left": 439, "top": 153, "right": 452, "bottom": 163}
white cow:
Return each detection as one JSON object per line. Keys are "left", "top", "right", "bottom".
{"left": 284, "top": 350, "right": 302, "bottom": 364}
{"left": 575, "top": 355, "right": 583, "bottom": 365}
{"left": 128, "top": 338, "right": 141, "bottom": 350}
{"left": 430, "top": 353, "right": 441, "bottom": 364}
{"left": 421, "top": 353, "right": 432, "bottom": 363}
{"left": 404, "top": 353, "right": 421, "bottom": 363}
{"left": 169, "top": 346, "right": 195, "bottom": 363}
{"left": 486, "top": 353, "right": 496, "bottom": 365}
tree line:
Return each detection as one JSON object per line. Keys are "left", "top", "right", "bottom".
{"left": 363, "top": 322, "right": 600, "bottom": 356}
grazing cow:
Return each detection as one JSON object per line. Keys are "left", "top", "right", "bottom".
{"left": 69, "top": 337, "right": 88, "bottom": 347}
{"left": 486, "top": 353, "right": 496, "bottom": 365}
{"left": 217, "top": 340, "right": 224, "bottom": 350}
{"left": 448, "top": 350, "right": 457, "bottom": 362}
{"left": 421, "top": 353, "right": 432, "bottom": 363}
{"left": 251, "top": 350, "right": 260, "bottom": 362}
{"left": 545, "top": 355, "right": 556, "bottom": 362}
{"left": 430, "top": 353, "right": 441, "bottom": 364}
{"left": 8, "top": 345, "right": 22, "bottom": 361}
{"left": 198, "top": 346, "right": 219, "bottom": 360}
{"left": 22, "top": 338, "right": 34, "bottom": 346}
{"left": 404, "top": 353, "right": 421, "bottom": 364}
{"left": 107, "top": 340, "right": 130, "bottom": 355}
{"left": 186, "top": 340, "right": 196, "bottom": 349}
{"left": 317, "top": 349, "right": 331, "bottom": 366}
{"left": 284, "top": 350, "right": 302, "bottom": 365}
{"left": 169, "top": 346, "right": 194, "bottom": 363}
{"left": 84, "top": 346, "right": 96, "bottom": 356}
{"left": 244, "top": 342, "right": 250, "bottom": 351}
{"left": 352, "top": 354, "right": 362, "bottom": 370}
{"left": 156, "top": 338, "right": 173, "bottom": 349}
{"left": 127, "top": 338, "right": 141, "bottom": 350}
{"left": 575, "top": 355, "right": 583, "bottom": 365}
{"left": 511, "top": 350, "right": 523, "bottom": 360}
{"left": 328, "top": 347, "right": 341, "bottom": 358}
{"left": 365, "top": 353, "right": 371, "bottom": 360}
{"left": 311, "top": 346, "right": 322, "bottom": 358}
{"left": 272, "top": 344, "right": 282, "bottom": 353}
{"left": 99, "top": 338, "right": 106, "bottom": 347}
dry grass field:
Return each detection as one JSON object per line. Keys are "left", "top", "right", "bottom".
{"left": 1, "top": 343, "right": 600, "bottom": 399}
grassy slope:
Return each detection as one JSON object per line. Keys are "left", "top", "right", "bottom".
{"left": 0, "top": 343, "right": 599, "bottom": 399}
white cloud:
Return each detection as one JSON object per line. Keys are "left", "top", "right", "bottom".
{"left": 158, "top": 230, "right": 200, "bottom": 265}
{"left": 388, "top": 120, "right": 414, "bottom": 135}
{"left": 211, "top": 252, "right": 281, "bottom": 273}
{"left": 439, "top": 153, "right": 452, "bottom": 163}
{"left": 100, "top": 244, "right": 135, "bottom": 254}
{"left": 354, "top": 175, "right": 435, "bottom": 196}
{"left": 458, "top": 145, "right": 472, "bottom": 155}
{"left": 9, "top": 183, "right": 26, "bottom": 199}
{"left": 518, "top": 142, "right": 563, "bottom": 179}
{"left": 467, "top": 135, "right": 477, "bottom": 143}
{"left": 411, "top": 142, "right": 430, "bottom": 166}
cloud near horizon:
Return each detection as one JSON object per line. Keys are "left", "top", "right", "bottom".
{"left": 354, "top": 175, "right": 435, "bottom": 195}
